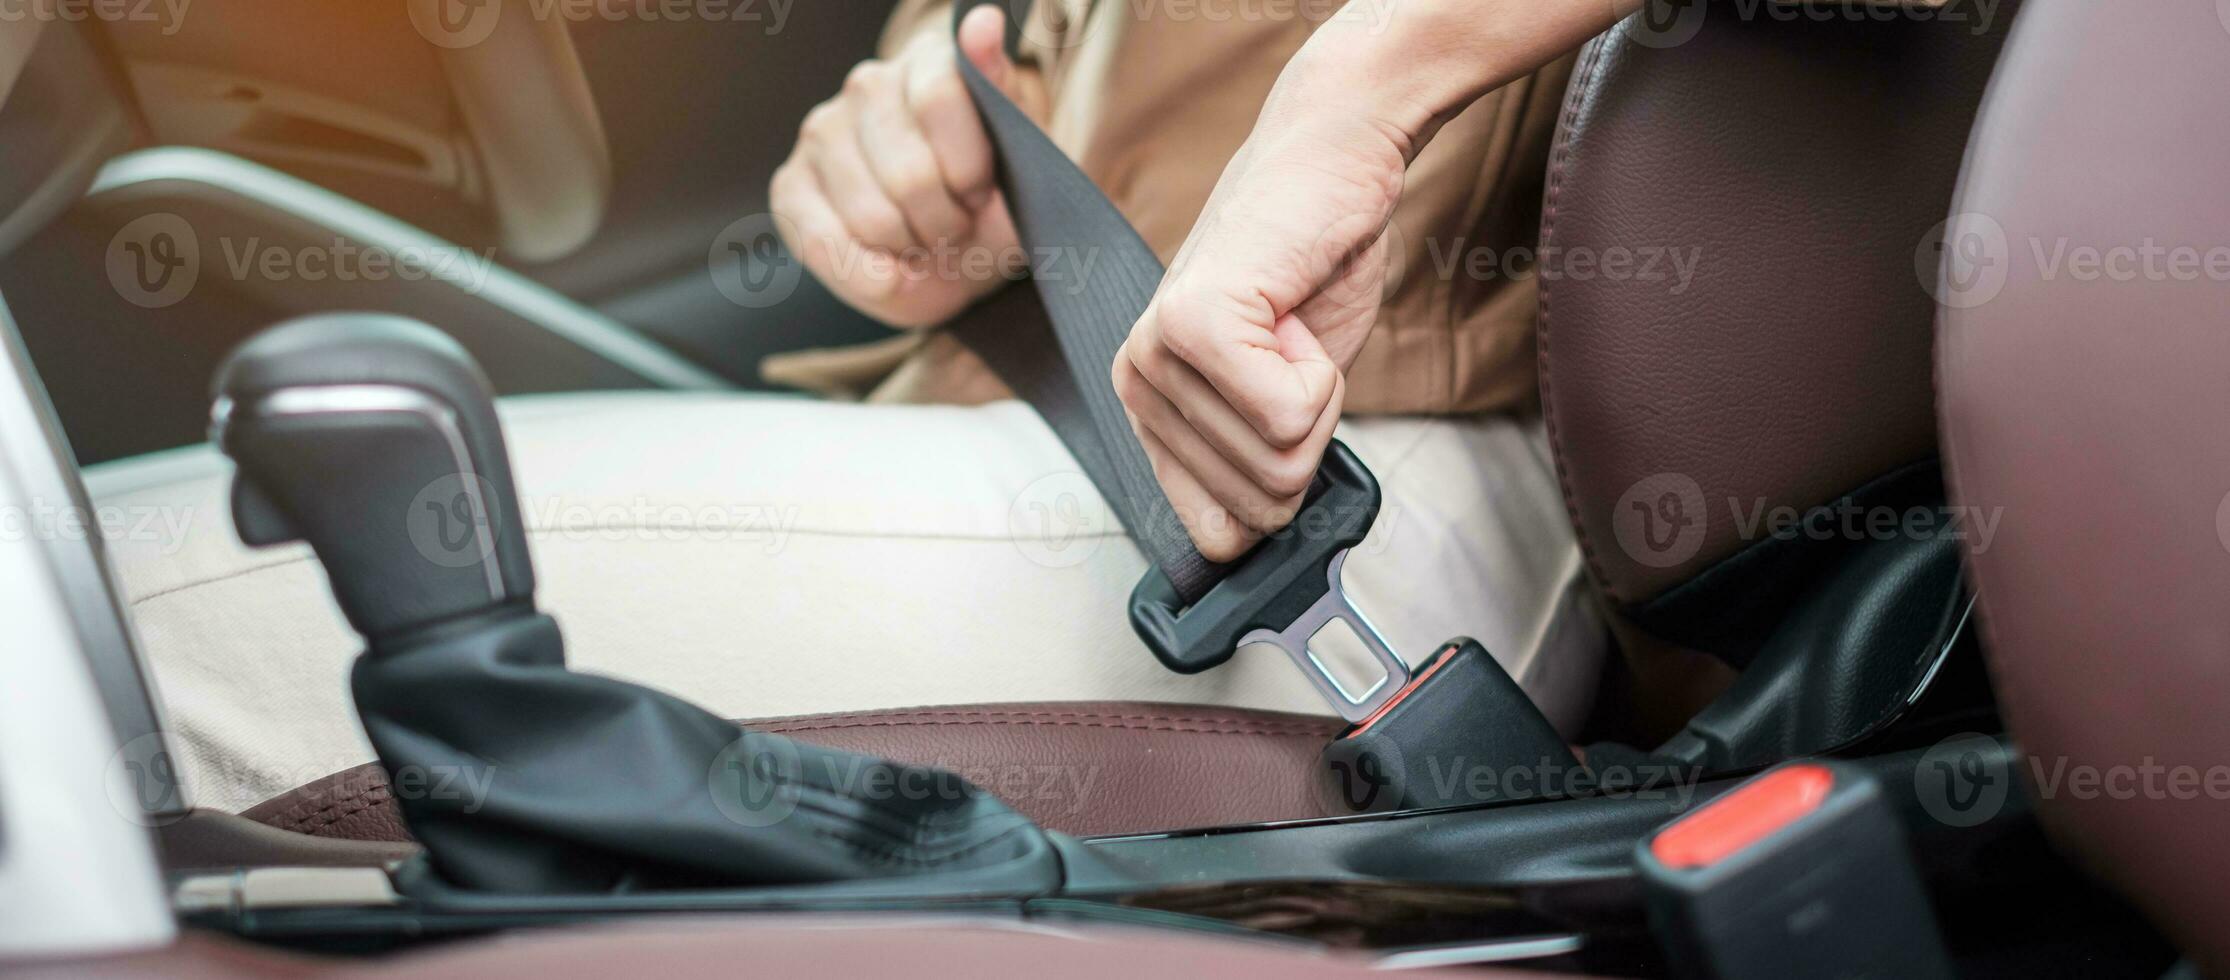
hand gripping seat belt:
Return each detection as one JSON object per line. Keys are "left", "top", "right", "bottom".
{"left": 947, "top": 0, "right": 1410, "bottom": 720}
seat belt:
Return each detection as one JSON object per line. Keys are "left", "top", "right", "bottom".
{"left": 947, "top": 0, "right": 1409, "bottom": 720}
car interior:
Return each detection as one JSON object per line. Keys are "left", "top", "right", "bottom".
{"left": 1, "top": 0, "right": 2224, "bottom": 976}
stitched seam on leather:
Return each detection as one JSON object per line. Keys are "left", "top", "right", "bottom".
{"left": 758, "top": 706, "right": 1331, "bottom": 725}
{"left": 762, "top": 717, "right": 1336, "bottom": 738}
{"left": 255, "top": 772, "right": 376, "bottom": 830}
{"left": 301, "top": 790, "right": 392, "bottom": 834}
{"left": 754, "top": 707, "right": 1338, "bottom": 734}
{"left": 1536, "top": 32, "right": 1625, "bottom": 606}
{"left": 274, "top": 781, "right": 393, "bottom": 835}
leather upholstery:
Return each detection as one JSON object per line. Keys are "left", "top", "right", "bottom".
{"left": 157, "top": 809, "right": 419, "bottom": 871}
{"left": 241, "top": 760, "right": 416, "bottom": 844}
{"left": 1936, "top": 2, "right": 2230, "bottom": 971}
{"left": 1538, "top": 1, "right": 2017, "bottom": 633}
{"left": 247, "top": 702, "right": 1343, "bottom": 840}
{"left": 3, "top": 919, "right": 1504, "bottom": 978}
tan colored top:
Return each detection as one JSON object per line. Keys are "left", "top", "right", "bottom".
{"left": 763, "top": 0, "right": 1574, "bottom": 415}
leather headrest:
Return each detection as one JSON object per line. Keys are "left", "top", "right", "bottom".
{"left": 1537, "top": 0, "right": 2017, "bottom": 660}
{"left": 1938, "top": 2, "right": 2230, "bottom": 970}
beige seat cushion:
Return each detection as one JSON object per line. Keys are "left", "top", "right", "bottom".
{"left": 87, "top": 393, "right": 1602, "bottom": 813}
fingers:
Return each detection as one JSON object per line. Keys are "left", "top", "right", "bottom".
{"left": 957, "top": 4, "right": 1016, "bottom": 97}
{"left": 770, "top": 10, "right": 1033, "bottom": 327}
{"left": 1125, "top": 319, "right": 1325, "bottom": 501}
{"left": 799, "top": 91, "right": 917, "bottom": 252}
{"left": 770, "top": 159, "right": 894, "bottom": 302}
{"left": 1131, "top": 416, "right": 1261, "bottom": 565}
{"left": 904, "top": 28, "right": 1000, "bottom": 211}
{"left": 1117, "top": 318, "right": 1344, "bottom": 562}
{"left": 1148, "top": 288, "right": 1343, "bottom": 450}
{"left": 793, "top": 6, "right": 1025, "bottom": 254}
{"left": 851, "top": 61, "right": 974, "bottom": 245}
{"left": 1116, "top": 353, "right": 1307, "bottom": 531}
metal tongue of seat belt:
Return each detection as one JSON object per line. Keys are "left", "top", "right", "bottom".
{"left": 947, "top": 0, "right": 1409, "bottom": 720}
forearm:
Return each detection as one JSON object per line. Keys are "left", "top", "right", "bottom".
{"left": 1286, "top": 0, "right": 1643, "bottom": 156}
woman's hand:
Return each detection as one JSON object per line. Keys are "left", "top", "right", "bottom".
{"left": 1113, "top": 0, "right": 1638, "bottom": 561}
{"left": 1112, "top": 68, "right": 1412, "bottom": 561}
{"left": 771, "top": 5, "right": 1040, "bottom": 328}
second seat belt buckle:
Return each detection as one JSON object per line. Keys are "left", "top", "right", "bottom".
{"left": 1126, "top": 440, "right": 1411, "bottom": 721}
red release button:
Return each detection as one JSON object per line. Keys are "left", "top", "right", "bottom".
{"left": 1650, "top": 764, "right": 1835, "bottom": 869}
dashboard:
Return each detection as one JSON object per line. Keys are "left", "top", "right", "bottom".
{"left": 2, "top": 3, "right": 608, "bottom": 261}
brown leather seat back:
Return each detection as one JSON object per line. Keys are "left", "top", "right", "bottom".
{"left": 1539, "top": 0, "right": 2019, "bottom": 662}
{"left": 1937, "top": 3, "right": 2230, "bottom": 971}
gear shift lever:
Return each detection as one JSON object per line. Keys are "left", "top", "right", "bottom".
{"left": 212, "top": 315, "right": 1056, "bottom": 895}
{"left": 214, "top": 314, "right": 533, "bottom": 642}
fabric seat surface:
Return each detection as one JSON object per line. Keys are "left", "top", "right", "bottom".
{"left": 88, "top": 392, "right": 1601, "bottom": 818}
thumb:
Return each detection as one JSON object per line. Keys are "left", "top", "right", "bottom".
{"left": 957, "top": 4, "right": 1023, "bottom": 102}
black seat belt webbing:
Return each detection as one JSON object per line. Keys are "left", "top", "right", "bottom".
{"left": 946, "top": 0, "right": 1225, "bottom": 604}
{"left": 947, "top": 0, "right": 1411, "bottom": 718}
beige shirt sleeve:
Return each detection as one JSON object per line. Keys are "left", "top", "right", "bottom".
{"left": 768, "top": 0, "right": 1573, "bottom": 416}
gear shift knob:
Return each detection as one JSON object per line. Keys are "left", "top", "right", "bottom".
{"left": 206, "top": 315, "right": 1057, "bottom": 895}
{"left": 212, "top": 314, "right": 535, "bottom": 641}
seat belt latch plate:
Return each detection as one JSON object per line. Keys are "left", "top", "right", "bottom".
{"left": 1127, "top": 440, "right": 1410, "bottom": 721}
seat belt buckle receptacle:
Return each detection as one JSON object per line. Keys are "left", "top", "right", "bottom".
{"left": 1126, "top": 441, "right": 1411, "bottom": 721}
{"left": 1636, "top": 761, "right": 1956, "bottom": 980}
